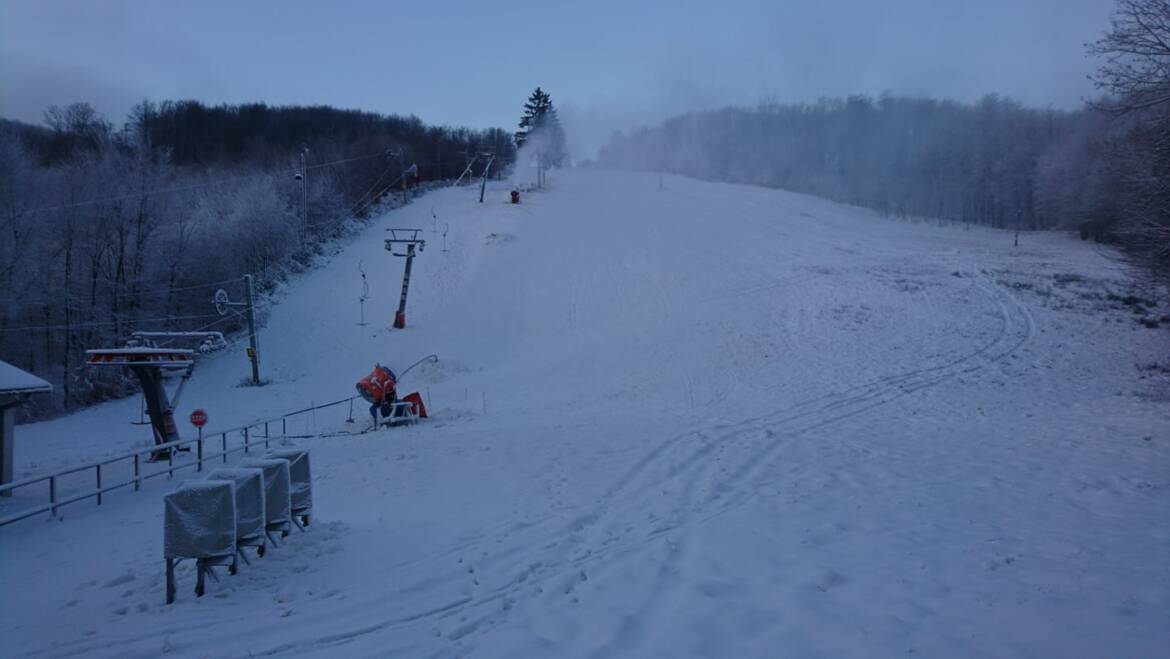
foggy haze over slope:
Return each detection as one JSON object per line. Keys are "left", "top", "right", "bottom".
{"left": 1, "top": 0, "right": 1110, "bottom": 156}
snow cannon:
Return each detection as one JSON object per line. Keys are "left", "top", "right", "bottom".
{"left": 356, "top": 364, "right": 397, "bottom": 405}
{"left": 402, "top": 392, "right": 428, "bottom": 419}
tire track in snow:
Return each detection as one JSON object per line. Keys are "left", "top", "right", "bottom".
{"left": 170, "top": 273, "right": 1034, "bottom": 659}
{"left": 241, "top": 274, "right": 1037, "bottom": 655}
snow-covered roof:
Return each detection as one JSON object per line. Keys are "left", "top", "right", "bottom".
{"left": 0, "top": 360, "right": 52, "bottom": 396}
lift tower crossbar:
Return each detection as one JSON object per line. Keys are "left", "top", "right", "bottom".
{"left": 86, "top": 348, "right": 195, "bottom": 460}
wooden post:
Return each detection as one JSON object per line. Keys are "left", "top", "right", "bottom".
{"left": 166, "top": 559, "right": 176, "bottom": 604}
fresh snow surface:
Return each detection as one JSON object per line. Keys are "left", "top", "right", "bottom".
{"left": 2, "top": 170, "right": 1168, "bottom": 658}
{"left": 0, "top": 359, "right": 52, "bottom": 395}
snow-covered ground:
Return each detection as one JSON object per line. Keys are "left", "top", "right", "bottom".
{"left": 2, "top": 170, "right": 1168, "bottom": 658}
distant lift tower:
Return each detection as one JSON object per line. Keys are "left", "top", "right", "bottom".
{"left": 385, "top": 228, "right": 426, "bottom": 329}
{"left": 87, "top": 348, "right": 195, "bottom": 460}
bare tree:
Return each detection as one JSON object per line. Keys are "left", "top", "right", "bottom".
{"left": 1086, "top": 1, "right": 1170, "bottom": 269}
{"left": 1088, "top": 0, "right": 1170, "bottom": 113}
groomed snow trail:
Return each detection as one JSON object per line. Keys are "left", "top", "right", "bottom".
{"left": 3, "top": 170, "right": 1168, "bottom": 658}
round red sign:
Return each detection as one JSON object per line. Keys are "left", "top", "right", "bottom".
{"left": 189, "top": 409, "right": 208, "bottom": 428}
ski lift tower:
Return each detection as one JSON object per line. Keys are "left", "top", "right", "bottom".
{"left": 385, "top": 228, "right": 426, "bottom": 329}
{"left": 86, "top": 348, "right": 195, "bottom": 460}
{"left": 478, "top": 150, "right": 496, "bottom": 203}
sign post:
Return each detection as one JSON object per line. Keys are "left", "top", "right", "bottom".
{"left": 190, "top": 408, "right": 208, "bottom": 441}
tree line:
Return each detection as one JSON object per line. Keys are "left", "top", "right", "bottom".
{"left": 1, "top": 100, "right": 515, "bottom": 418}
{"left": 599, "top": 0, "right": 1169, "bottom": 274}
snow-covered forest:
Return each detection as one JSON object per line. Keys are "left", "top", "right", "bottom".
{"left": 1, "top": 1, "right": 1168, "bottom": 657}
{"left": 0, "top": 102, "right": 515, "bottom": 416}
{"left": 598, "top": 94, "right": 1165, "bottom": 260}
{"left": 599, "top": 1, "right": 1170, "bottom": 274}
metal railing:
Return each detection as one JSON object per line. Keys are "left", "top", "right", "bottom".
{"left": 0, "top": 396, "right": 359, "bottom": 527}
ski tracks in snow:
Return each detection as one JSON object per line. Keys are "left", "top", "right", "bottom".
{"left": 234, "top": 273, "right": 1037, "bottom": 656}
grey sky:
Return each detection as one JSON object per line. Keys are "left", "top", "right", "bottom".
{"left": 1, "top": 0, "right": 1112, "bottom": 157}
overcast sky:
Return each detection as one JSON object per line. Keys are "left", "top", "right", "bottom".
{"left": 0, "top": 0, "right": 1113, "bottom": 157}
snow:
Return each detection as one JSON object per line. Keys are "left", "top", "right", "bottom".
{"left": 238, "top": 458, "right": 292, "bottom": 534}
{"left": 204, "top": 468, "right": 266, "bottom": 543}
{"left": 264, "top": 449, "right": 312, "bottom": 514}
{"left": 1, "top": 170, "right": 1168, "bottom": 657}
{"left": 0, "top": 359, "right": 52, "bottom": 396}
{"left": 163, "top": 480, "right": 236, "bottom": 560}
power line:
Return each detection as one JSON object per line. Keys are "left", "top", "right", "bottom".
{"left": 3, "top": 276, "right": 243, "bottom": 313}
{"left": 151, "top": 313, "right": 239, "bottom": 348}
{"left": 349, "top": 158, "right": 398, "bottom": 215}
{"left": 9, "top": 151, "right": 394, "bottom": 217}
{"left": 111, "top": 276, "right": 244, "bottom": 299}
{"left": 350, "top": 171, "right": 408, "bottom": 218}
{"left": 0, "top": 313, "right": 223, "bottom": 334}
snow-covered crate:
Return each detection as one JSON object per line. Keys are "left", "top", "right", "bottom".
{"left": 206, "top": 468, "right": 267, "bottom": 554}
{"left": 164, "top": 480, "right": 237, "bottom": 561}
{"left": 264, "top": 449, "right": 312, "bottom": 527}
{"left": 238, "top": 458, "right": 292, "bottom": 541}
{"left": 163, "top": 480, "right": 239, "bottom": 604}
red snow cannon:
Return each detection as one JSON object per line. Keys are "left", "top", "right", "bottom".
{"left": 356, "top": 364, "right": 397, "bottom": 405}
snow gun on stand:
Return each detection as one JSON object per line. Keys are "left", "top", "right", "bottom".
{"left": 355, "top": 356, "right": 433, "bottom": 430}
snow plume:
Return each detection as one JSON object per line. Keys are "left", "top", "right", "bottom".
{"left": 508, "top": 128, "right": 555, "bottom": 189}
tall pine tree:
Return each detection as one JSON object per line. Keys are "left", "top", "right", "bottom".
{"left": 515, "top": 87, "right": 568, "bottom": 168}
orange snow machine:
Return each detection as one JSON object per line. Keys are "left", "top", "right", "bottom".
{"left": 357, "top": 364, "right": 397, "bottom": 407}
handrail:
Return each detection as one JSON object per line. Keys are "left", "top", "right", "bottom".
{"left": 0, "top": 396, "right": 358, "bottom": 526}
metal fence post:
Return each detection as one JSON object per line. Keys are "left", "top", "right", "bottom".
{"left": 264, "top": 422, "right": 270, "bottom": 448}
{"left": 96, "top": 464, "right": 102, "bottom": 505}
{"left": 49, "top": 476, "right": 57, "bottom": 517}
{"left": 134, "top": 454, "right": 140, "bottom": 491}
{"left": 222, "top": 433, "right": 227, "bottom": 463}
{"left": 244, "top": 427, "right": 249, "bottom": 454}
{"left": 282, "top": 417, "right": 287, "bottom": 437}
{"left": 168, "top": 448, "right": 174, "bottom": 478}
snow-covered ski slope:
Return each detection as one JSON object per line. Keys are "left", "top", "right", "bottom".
{"left": 3, "top": 170, "right": 1168, "bottom": 658}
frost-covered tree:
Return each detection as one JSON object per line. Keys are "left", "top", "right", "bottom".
{"left": 1087, "top": 0, "right": 1170, "bottom": 268}
{"left": 515, "top": 87, "right": 569, "bottom": 168}
{"left": 0, "top": 100, "right": 516, "bottom": 418}
{"left": 1088, "top": 0, "right": 1170, "bottom": 113}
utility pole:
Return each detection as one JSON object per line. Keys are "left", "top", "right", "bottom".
{"left": 298, "top": 146, "right": 309, "bottom": 246}
{"left": 244, "top": 274, "right": 260, "bottom": 385}
{"left": 213, "top": 277, "right": 261, "bottom": 386}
